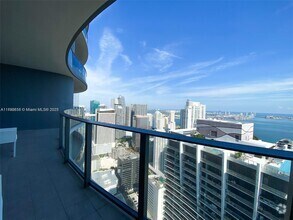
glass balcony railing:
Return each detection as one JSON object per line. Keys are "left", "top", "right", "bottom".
{"left": 82, "top": 26, "right": 89, "bottom": 42}
{"left": 60, "top": 110, "right": 293, "bottom": 220}
{"left": 67, "top": 49, "right": 87, "bottom": 83}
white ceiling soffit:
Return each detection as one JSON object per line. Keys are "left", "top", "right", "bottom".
{"left": 0, "top": 0, "right": 113, "bottom": 92}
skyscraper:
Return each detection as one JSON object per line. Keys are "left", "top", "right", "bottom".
{"left": 131, "top": 104, "right": 147, "bottom": 126}
{"left": 181, "top": 100, "right": 206, "bottom": 129}
{"left": 148, "top": 176, "right": 165, "bottom": 220}
{"left": 153, "top": 133, "right": 168, "bottom": 173}
{"left": 163, "top": 123, "right": 290, "bottom": 220}
{"left": 90, "top": 100, "right": 100, "bottom": 114}
{"left": 132, "top": 115, "right": 149, "bottom": 150}
{"left": 131, "top": 104, "right": 147, "bottom": 116}
{"left": 168, "top": 111, "right": 176, "bottom": 130}
{"left": 125, "top": 106, "right": 131, "bottom": 126}
{"left": 93, "top": 109, "right": 116, "bottom": 155}
{"left": 154, "top": 110, "right": 164, "bottom": 130}
{"left": 114, "top": 104, "right": 126, "bottom": 139}
{"left": 180, "top": 109, "right": 186, "bottom": 129}
{"left": 117, "top": 153, "right": 140, "bottom": 192}
{"left": 147, "top": 113, "right": 153, "bottom": 128}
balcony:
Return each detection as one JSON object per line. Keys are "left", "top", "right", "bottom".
{"left": 45, "top": 111, "right": 293, "bottom": 220}
{"left": 227, "top": 169, "right": 256, "bottom": 185}
{"left": 261, "top": 184, "right": 288, "bottom": 199}
{"left": 258, "top": 208, "right": 281, "bottom": 220}
{"left": 67, "top": 48, "right": 87, "bottom": 84}
{"left": 201, "top": 167, "right": 222, "bottom": 180}
{"left": 227, "top": 179, "right": 255, "bottom": 197}
{"left": 226, "top": 197, "right": 253, "bottom": 219}
{"left": 201, "top": 157, "right": 222, "bottom": 170}
{"left": 0, "top": 128, "right": 132, "bottom": 220}
{"left": 226, "top": 190, "right": 254, "bottom": 208}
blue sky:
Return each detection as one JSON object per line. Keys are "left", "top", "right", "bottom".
{"left": 80, "top": 0, "right": 293, "bottom": 114}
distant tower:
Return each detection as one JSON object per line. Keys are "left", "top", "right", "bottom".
{"left": 183, "top": 100, "right": 206, "bottom": 129}
{"left": 154, "top": 111, "right": 164, "bottom": 130}
{"left": 114, "top": 104, "right": 126, "bottom": 139}
{"left": 180, "top": 109, "right": 186, "bottom": 129}
{"left": 153, "top": 133, "right": 167, "bottom": 173}
{"left": 90, "top": 100, "right": 100, "bottom": 114}
{"left": 132, "top": 115, "right": 149, "bottom": 150}
{"left": 93, "top": 109, "right": 115, "bottom": 155}
{"left": 131, "top": 104, "right": 147, "bottom": 126}
{"left": 125, "top": 106, "right": 131, "bottom": 126}
{"left": 147, "top": 113, "right": 153, "bottom": 128}
{"left": 168, "top": 110, "right": 176, "bottom": 130}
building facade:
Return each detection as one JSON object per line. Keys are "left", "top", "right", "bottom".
{"left": 180, "top": 100, "right": 206, "bottom": 129}
{"left": 90, "top": 100, "right": 100, "bottom": 114}
{"left": 163, "top": 130, "right": 290, "bottom": 220}
{"left": 197, "top": 119, "right": 254, "bottom": 141}
{"left": 93, "top": 109, "right": 116, "bottom": 155}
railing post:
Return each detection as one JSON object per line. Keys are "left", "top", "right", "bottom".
{"left": 59, "top": 115, "right": 63, "bottom": 149}
{"left": 138, "top": 134, "right": 149, "bottom": 220}
{"left": 64, "top": 117, "right": 70, "bottom": 163}
{"left": 84, "top": 123, "right": 92, "bottom": 188}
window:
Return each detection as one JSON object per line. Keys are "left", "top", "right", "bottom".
{"left": 211, "top": 131, "right": 217, "bottom": 137}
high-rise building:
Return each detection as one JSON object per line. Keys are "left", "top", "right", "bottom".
{"left": 131, "top": 104, "right": 147, "bottom": 116}
{"left": 131, "top": 104, "right": 147, "bottom": 126}
{"left": 132, "top": 115, "right": 149, "bottom": 150}
{"left": 180, "top": 109, "right": 186, "bottom": 129}
{"left": 169, "top": 111, "right": 175, "bottom": 123}
{"left": 148, "top": 176, "right": 165, "bottom": 220}
{"left": 117, "top": 95, "right": 125, "bottom": 108}
{"left": 117, "top": 153, "right": 140, "bottom": 192}
{"left": 111, "top": 98, "right": 118, "bottom": 108}
{"left": 163, "top": 116, "right": 169, "bottom": 130}
{"left": 181, "top": 100, "right": 206, "bottom": 129}
{"left": 93, "top": 109, "right": 116, "bottom": 155}
{"left": 90, "top": 100, "right": 100, "bottom": 114}
{"left": 114, "top": 104, "right": 126, "bottom": 139}
{"left": 147, "top": 113, "right": 153, "bottom": 128}
{"left": 154, "top": 111, "right": 164, "bottom": 130}
{"left": 125, "top": 106, "right": 131, "bottom": 126}
{"left": 163, "top": 124, "right": 290, "bottom": 220}
{"left": 153, "top": 133, "right": 168, "bottom": 173}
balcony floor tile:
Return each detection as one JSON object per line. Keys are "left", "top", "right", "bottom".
{"left": 0, "top": 128, "right": 133, "bottom": 220}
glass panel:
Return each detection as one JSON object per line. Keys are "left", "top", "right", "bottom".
{"left": 67, "top": 49, "right": 87, "bottom": 82}
{"left": 69, "top": 119, "right": 85, "bottom": 172}
{"left": 147, "top": 136, "right": 167, "bottom": 220}
{"left": 146, "top": 136, "right": 292, "bottom": 220}
{"left": 91, "top": 125, "right": 140, "bottom": 212}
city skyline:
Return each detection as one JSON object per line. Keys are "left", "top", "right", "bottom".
{"left": 80, "top": 0, "right": 293, "bottom": 113}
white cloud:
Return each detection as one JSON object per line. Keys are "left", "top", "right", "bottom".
{"left": 80, "top": 28, "right": 131, "bottom": 107}
{"left": 144, "top": 48, "right": 181, "bottom": 72}
{"left": 97, "top": 28, "right": 123, "bottom": 74}
{"left": 180, "top": 78, "right": 293, "bottom": 98}
{"left": 120, "top": 54, "right": 132, "bottom": 66}
{"left": 125, "top": 57, "right": 223, "bottom": 86}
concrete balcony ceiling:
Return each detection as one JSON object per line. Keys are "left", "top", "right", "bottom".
{"left": 0, "top": 0, "right": 111, "bottom": 93}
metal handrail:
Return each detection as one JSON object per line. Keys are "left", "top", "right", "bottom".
{"left": 60, "top": 111, "right": 293, "bottom": 160}
{"left": 60, "top": 111, "right": 293, "bottom": 220}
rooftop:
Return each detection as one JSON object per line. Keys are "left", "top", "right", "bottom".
{"left": 0, "top": 128, "right": 133, "bottom": 220}
{"left": 198, "top": 118, "right": 254, "bottom": 125}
